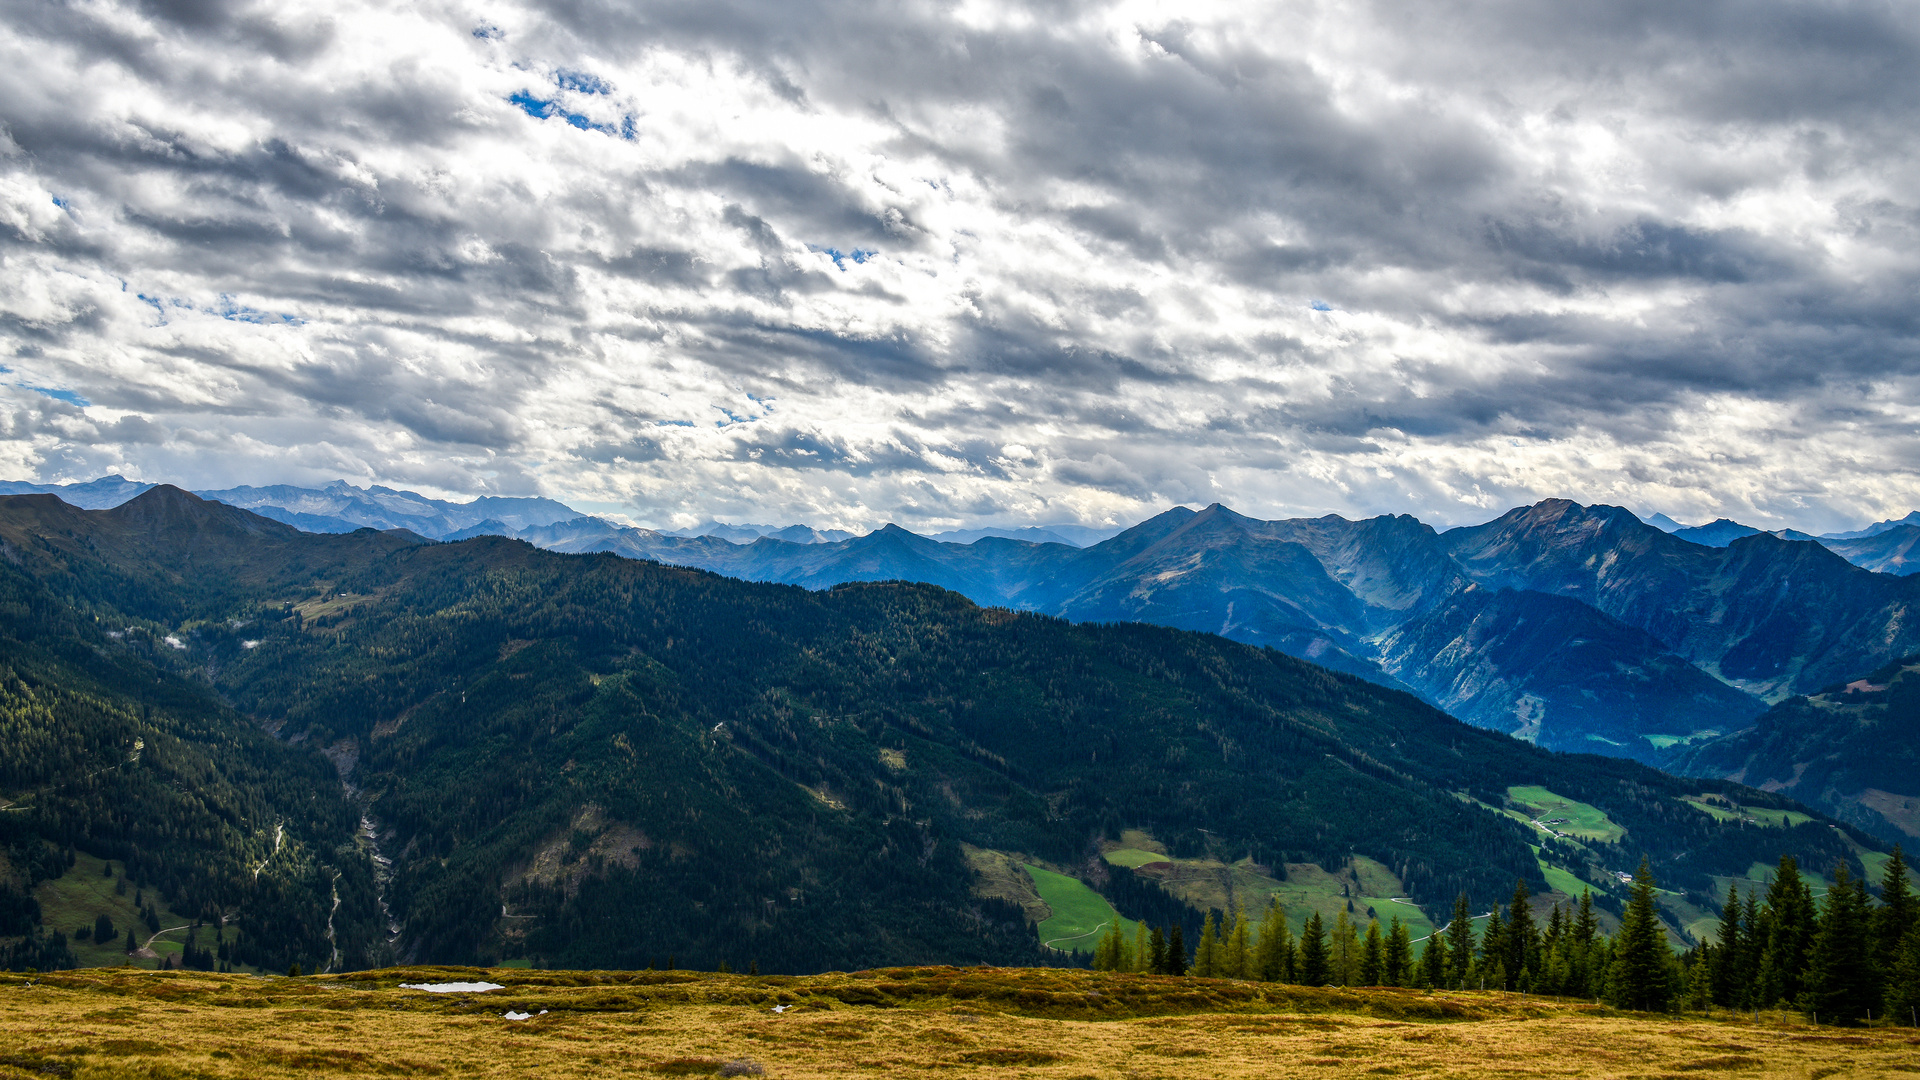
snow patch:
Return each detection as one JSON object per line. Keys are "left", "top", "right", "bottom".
{"left": 163, "top": 634, "right": 186, "bottom": 649}
{"left": 400, "top": 981, "right": 504, "bottom": 993}
{"left": 242, "top": 639, "right": 261, "bottom": 649}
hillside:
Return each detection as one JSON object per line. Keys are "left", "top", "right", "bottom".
{"left": 1670, "top": 654, "right": 1920, "bottom": 845}
{"left": 0, "top": 489, "right": 1884, "bottom": 974}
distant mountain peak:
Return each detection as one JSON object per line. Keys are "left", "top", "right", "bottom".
{"left": 1672, "top": 518, "right": 1761, "bottom": 548}
{"left": 107, "top": 484, "right": 297, "bottom": 539}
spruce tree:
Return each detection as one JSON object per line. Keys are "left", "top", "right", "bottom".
{"left": 1477, "top": 906, "right": 1507, "bottom": 990}
{"left": 1384, "top": 917, "right": 1413, "bottom": 987}
{"left": 1886, "top": 916, "right": 1920, "bottom": 1025}
{"left": 1506, "top": 879, "right": 1537, "bottom": 990}
{"left": 1133, "top": 923, "right": 1151, "bottom": 973}
{"left": 1759, "top": 856, "right": 1816, "bottom": 1007}
{"left": 1711, "top": 881, "right": 1744, "bottom": 1007}
{"left": 1800, "top": 863, "right": 1875, "bottom": 1025}
{"left": 1418, "top": 922, "right": 1447, "bottom": 989}
{"left": 1299, "top": 913, "right": 1330, "bottom": 986}
{"left": 1737, "top": 888, "right": 1763, "bottom": 1009}
{"left": 1607, "top": 859, "right": 1675, "bottom": 1012}
{"left": 1685, "top": 944, "right": 1714, "bottom": 1011}
{"left": 1875, "top": 846, "right": 1915, "bottom": 998}
{"left": 1360, "top": 919, "right": 1384, "bottom": 986}
{"left": 1148, "top": 927, "right": 1168, "bottom": 974}
{"left": 1167, "top": 925, "right": 1188, "bottom": 977}
{"left": 1445, "top": 894, "right": 1475, "bottom": 990}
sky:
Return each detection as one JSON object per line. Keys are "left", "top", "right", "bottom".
{"left": 1, "top": 0, "right": 1917, "bottom": 533}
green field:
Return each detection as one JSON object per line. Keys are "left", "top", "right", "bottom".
{"left": 32, "top": 851, "right": 200, "bottom": 969}
{"left": 1101, "top": 848, "right": 1170, "bottom": 869}
{"left": 1505, "top": 786, "right": 1625, "bottom": 843}
{"left": 1860, "top": 849, "right": 1920, "bottom": 890}
{"left": 1022, "top": 865, "right": 1136, "bottom": 954}
{"left": 1681, "top": 797, "right": 1811, "bottom": 829}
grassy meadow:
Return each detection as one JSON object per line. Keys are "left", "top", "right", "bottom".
{"left": 1023, "top": 865, "right": 1137, "bottom": 952}
{"left": 30, "top": 853, "right": 200, "bottom": 970}
{"left": 1, "top": 966, "right": 1917, "bottom": 1079}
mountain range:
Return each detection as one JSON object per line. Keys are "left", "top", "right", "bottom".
{"left": 0, "top": 487, "right": 1883, "bottom": 975}
{"left": 9, "top": 477, "right": 1920, "bottom": 768}
{"left": 472, "top": 501, "right": 1920, "bottom": 768}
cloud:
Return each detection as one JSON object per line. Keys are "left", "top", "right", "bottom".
{"left": 0, "top": 0, "right": 1916, "bottom": 533}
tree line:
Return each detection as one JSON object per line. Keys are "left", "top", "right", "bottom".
{"left": 1091, "top": 852, "right": 1920, "bottom": 1023}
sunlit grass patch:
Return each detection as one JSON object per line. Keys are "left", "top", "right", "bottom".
{"left": 0, "top": 967, "right": 1914, "bottom": 1080}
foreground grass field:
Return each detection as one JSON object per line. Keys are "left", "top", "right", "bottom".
{"left": 2, "top": 966, "right": 1918, "bottom": 1078}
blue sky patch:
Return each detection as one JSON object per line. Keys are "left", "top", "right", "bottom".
{"left": 556, "top": 69, "right": 610, "bottom": 95}
{"left": 29, "top": 386, "right": 90, "bottom": 407}
{"left": 509, "top": 91, "right": 556, "bottom": 119}
{"left": 654, "top": 419, "right": 696, "bottom": 427}
{"left": 811, "top": 246, "right": 878, "bottom": 270}
{"left": 1310, "top": 300, "right": 1333, "bottom": 311}
{"left": 472, "top": 25, "right": 503, "bottom": 39}
{"left": 508, "top": 91, "right": 632, "bottom": 138}
{"left": 213, "top": 295, "right": 302, "bottom": 325}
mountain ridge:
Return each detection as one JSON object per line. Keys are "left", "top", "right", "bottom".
{"left": 0, "top": 488, "right": 1881, "bottom": 973}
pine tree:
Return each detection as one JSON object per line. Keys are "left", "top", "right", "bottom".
{"left": 1445, "top": 893, "right": 1475, "bottom": 990}
{"left": 1800, "top": 863, "right": 1875, "bottom": 1025}
{"left": 1299, "top": 913, "right": 1330, "bottom": 986}
{"left": 124, "top": 929, "right": 136, "bottom": 954}
{"left": 1607, "top": 859, "right": 1675, "bottom": 1012}
{"left": 1148, "top": 926, "right": 1168, "bottom": 974}
{"left": 1384, "top": 917, "right": 1413, "bottom": 987}
{"left": 1133, "top": 923, "right": 1151, "bottom": 973}
{"left": 1167, "top": 925, "right": 1188, "bottom": 977}
{"left": 1194, "top": 912, "right": 1219, "bottom": 977}
{"left": 1360, "top": 919, "right": 1384, "bottom": 986}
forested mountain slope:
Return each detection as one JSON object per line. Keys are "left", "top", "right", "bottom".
{"left": 18, "top": 478, "right": 1920, "bottom": 765}
{"left": 0, "top": 489, "right": 1883, "bottom": 974}
{"left": 508, "top": 504, "right": 1778, "bottom": 758}
{"left": 1670, "top": 655, "right": 1920, "bottom": 845}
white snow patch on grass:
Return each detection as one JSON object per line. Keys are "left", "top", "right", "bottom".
{"left": 399, "top": 981, "right": 504, "bottom": 993}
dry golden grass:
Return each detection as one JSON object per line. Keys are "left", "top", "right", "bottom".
{"left": 1, "top": 966, "right": 1917, "bottom": 1079}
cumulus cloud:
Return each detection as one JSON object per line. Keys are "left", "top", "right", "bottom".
{"left": 1, "top": 0, "right": 1916, "bottom": 532}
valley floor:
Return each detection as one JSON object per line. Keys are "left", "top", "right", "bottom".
{"left": 1, "top": 967, "right": 1917, "bottom": 1079}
